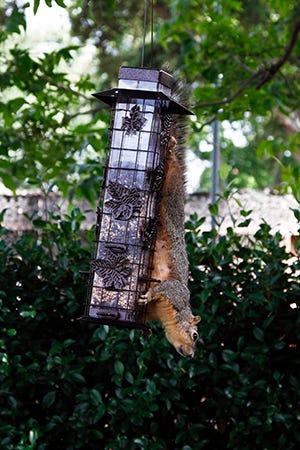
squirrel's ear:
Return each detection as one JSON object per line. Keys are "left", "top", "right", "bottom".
{"left": 192, "top": 315, "right": 201, "bottom": 325}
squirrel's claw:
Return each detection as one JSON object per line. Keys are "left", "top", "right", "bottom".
{"left": 138, "top": 294, "right": 148, "bottom": 305}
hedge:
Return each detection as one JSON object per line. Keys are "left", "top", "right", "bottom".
{"left": 0, "top": 203, "right": 299, "bottom": 449}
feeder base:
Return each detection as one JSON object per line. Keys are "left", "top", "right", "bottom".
{"left": 79, "top": 305, "right": 151, "bottom": 334}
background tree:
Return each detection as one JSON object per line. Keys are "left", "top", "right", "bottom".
{"left": 0, "top": 0, "right": 108, "bottom": 203}
{"left": 69, "top": 0, "right": 300, "bottom": 194}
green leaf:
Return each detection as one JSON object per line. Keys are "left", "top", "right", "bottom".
{"left": 219, "top": 162, "right": 231, "bottom": 180}
{"left": 19, "top": 309, "right": 37, "bottom": 318}
{"left": 208, "top": 203, "right": 219, "bottom": 216}
{"left": 8, "top": 97, "right": 27, "bottom": 112}
{"left": 146, "top": 379, "right": 156, "bottom": 395}
{"left": 70, "top": 372, "right": 85, "bottom": 383}
{"left": 43, "top": 391, "right": 56, "bottom": 408}
{"left": 0, "top": 208, "right": 8, "bottom": 222}
{"left": 6, "top": 8, "right": 26, "bottom": 33}
{"left": 33, "top": 0, "right": 40, "bottom": 15}
{"left": 240, "top": 209, "right": 253, "bottom": 217}
{"left": 0, "top": 174, "right": 16, "bottom": 194}
{"left": 253, "top": 327, "right": 264, "bottom": 342}
{"left": 29, "top": 429, "right": 38, "bottom": 445}
{"left": 114, "top": 360, "right": 124, "bottom": 376}
{"left": 55, "top": 0, "right": 67, "bottom": 8}
{"left": 237, "top": 219, "right": 251, "bottom": 227}
{"left": 8, "top": 396, "right": 18, "bottom": 409}
{"left": 291, "top": 208, "right": 300, "bottom": 222}
{"left": 90, "top": 388, "right": 102, "bottom": 405}
{"left": 222, "top": 349, "right": 236, "bottom": 363}
{"left": 7, "top": 329, "right": 17, "bottom": 336}
{"left": 125, "top": 371, "right": 134, "bottom": 384}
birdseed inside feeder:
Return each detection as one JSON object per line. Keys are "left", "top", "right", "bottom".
{"left": 82, "top": 66, "right": 192, "bottom": 331}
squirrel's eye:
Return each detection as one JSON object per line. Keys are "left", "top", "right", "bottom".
{"left": 192, "top": 331, "right": 199, "bottom": 342}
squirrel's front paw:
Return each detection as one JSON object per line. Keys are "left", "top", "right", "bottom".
{"left": 138, "top": 290, "right": 153, "bottom": 305}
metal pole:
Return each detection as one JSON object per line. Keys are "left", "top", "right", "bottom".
{"left": 211, "top": 120, "right": 219, "bottom": 227}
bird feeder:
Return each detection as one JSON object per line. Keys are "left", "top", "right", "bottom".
{"left": 82, "top": 66, "right": 192, "bottom": 331}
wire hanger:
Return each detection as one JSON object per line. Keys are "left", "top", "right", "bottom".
{"left": 141, "top": 0, "right": 154, "bottom": 68}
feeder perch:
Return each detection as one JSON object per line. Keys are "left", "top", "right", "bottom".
{"left": 82, "top": 67, "right": 192, "bottom": 331}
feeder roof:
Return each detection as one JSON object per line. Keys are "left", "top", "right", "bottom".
{"left": 92, "top": 88, "right": 194, "bottom": 115}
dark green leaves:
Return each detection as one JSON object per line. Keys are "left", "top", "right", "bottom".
{"left": 6, "top": 7, "right": 26, "bottom": 34}
{"left": 33, "top": 0, "right": 66, "bottom": 15}
{"left": 1, "top": 204, "right": 300, "bottom": 448}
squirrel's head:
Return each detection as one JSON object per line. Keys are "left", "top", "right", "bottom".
{"left": 145, "top": 281, "right": 200, "bottom": 357}
{"left": 165, "top": 313, "right": 201, "bottom": 357}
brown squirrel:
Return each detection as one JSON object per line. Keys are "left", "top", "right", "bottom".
{"left": 140, "top": 135, "right": 201, "bottom": 357}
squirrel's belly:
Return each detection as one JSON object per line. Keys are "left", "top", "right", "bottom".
{"left": 152, "top": 238, "right": 170, "bottom": 281}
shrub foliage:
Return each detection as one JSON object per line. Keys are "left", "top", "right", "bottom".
{"left": 0, "top": 205, "right": 299, "bottom": 449}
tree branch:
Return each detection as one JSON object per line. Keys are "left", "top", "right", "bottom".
{"left": 256, "top": 20, "right": 300, "bottom": 89}
{"left": 198, "top": 114, "right": 217, "bottom": 132}
{"left": 61, "top": 107, "right": 105, "bottom": 126}
{"left": 194, "top": 20, "right": 300, "bottom": 110}
{"left": 195, "top": 70, "right": 263, "bottom": 109}
{"left": 38, "top": 74, "right": 92, "bottom": 101}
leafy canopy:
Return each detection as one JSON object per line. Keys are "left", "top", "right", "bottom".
{"left": 1, "top": 0, "right": 300, "bottom": 197}
{"left": 0, "top": 0, "right": 108, "bottom": 203}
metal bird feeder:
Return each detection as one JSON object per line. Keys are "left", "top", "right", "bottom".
{"left": 82, "top": 66, "right": 192, "bottom": 331}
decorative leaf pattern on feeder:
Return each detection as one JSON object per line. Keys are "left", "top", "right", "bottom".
{"left": 121, "top": 104, "right": 147, "bottom": 135}
{"left": 105, "top": 181, "right": 142, "bottom": 221}
{"left": 91, "top": 246, "right": 131, "bottom": 290}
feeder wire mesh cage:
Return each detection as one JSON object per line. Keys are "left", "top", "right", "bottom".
{"left": 81, "top": 67, "right": 192, "bottom": 331}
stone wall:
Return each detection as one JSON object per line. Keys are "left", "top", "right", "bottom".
{"left": 0, "top": 189, "right": 299, "bottom": 237}
{"left": 185, "top": 189, "right": 299, "bottom": 236}
{"left": 0, "top": 190, "right": 95, "bottom": 232}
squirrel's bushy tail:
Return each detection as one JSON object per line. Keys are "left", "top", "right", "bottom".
{"left": 165, "top": 69, "right": 192, "bottom": 175}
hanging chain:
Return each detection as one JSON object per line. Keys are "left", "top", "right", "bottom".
{"left": 141, "top": 0, "right": 154, "bottom": 68}
{"left": 150, "top": 0, "right": 154, "bottom": 67}
{"left": 141, "top": 0, "right": 147, "bottom": 67}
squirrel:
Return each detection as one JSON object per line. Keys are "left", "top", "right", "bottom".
{"left": 140, "top": 133, "right": 201, "bottom": 357}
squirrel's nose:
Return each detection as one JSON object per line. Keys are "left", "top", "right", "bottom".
{"left": 177, "top": 346, "right": 194, "bottom": 358}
